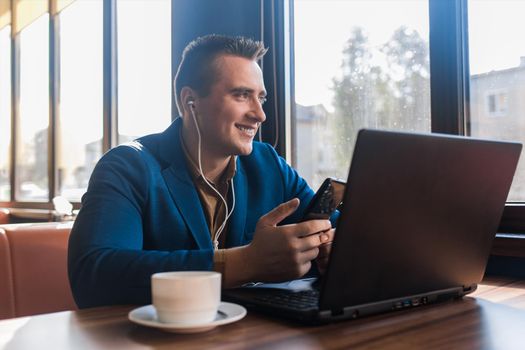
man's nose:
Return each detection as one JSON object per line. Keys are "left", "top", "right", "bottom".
{"left": 251, "top": 99, "right": 267, "bottom": 123}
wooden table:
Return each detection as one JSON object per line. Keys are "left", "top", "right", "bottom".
{"left": 1, "top": 277, "right": 525, "bottom": 349}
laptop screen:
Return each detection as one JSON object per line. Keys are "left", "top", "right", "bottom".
{"left": 320, "top": 129, "right": 522, "bottom": 311}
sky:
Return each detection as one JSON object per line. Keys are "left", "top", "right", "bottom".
{"left": 294, "top": 0, "right": 525, "bottom": 111}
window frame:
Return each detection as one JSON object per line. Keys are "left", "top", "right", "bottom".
{"left": 0, "top": 0, "right": 172, "bottom": 211}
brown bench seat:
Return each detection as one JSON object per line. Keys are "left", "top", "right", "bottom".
{"left": 0, "top": 222, "right": 77, "bottom": 319}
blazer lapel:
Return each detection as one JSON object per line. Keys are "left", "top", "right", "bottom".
{"left": 162, "top": 166, "right": 212, "bottom": 250}
{"left": 159, "top": 119, "right": 212, "bottom": 250}
{"left": 226, "top": 161, "right": 248, "bottom": 247}
{"left": 156, "top": 118, "right": 250, "bottom": 249}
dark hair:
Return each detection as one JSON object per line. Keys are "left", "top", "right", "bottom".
{"left": 174, "top": 34, "right": 268, "bottom": 114}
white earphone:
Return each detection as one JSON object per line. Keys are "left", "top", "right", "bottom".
{"left": 187, "top": 98, "right": 235, "bottom": 250}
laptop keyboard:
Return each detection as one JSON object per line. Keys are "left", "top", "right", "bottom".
{"left": 251, "top": 289, "right": 320, "bottom": 310}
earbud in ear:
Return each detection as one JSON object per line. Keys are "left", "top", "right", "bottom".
{"left": 187, "top": 99, "right": 195, "bottom": 107}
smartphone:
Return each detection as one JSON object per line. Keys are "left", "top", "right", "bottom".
{"left": 301, "top": 177, "right": 346, "bottom": 221}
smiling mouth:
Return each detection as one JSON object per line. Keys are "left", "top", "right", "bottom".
{"left": 235, "top": 125, "right": 257, "bottom": 137}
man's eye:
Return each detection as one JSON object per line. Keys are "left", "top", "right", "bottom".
{"left": 235, "top": 92, "right": 250, "bottom": 100}
{"left": 259, "top": 97, "right": 267, "bottom": 105}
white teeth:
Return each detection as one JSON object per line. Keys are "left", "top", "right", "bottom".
{"left": 236, "top": 125, "right": 255, "bottom": 136}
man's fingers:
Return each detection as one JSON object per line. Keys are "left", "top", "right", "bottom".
{"left": 316, "top": 258, "right": 328, "bottom": 275}
{"left": 296, "top": 247, "right": 319, "bottom": 264}
{"left": 295, "top": 220, "right": 332, "bottom": 238}
{"left": 317, "top": 242, "right": 332, "bottom": 259}
{"left": 296, "top": 233, "right": 323, "bottom": 252}
{"left": 319, "top": 228, "right": 335, "bottom": 244}
{"left": 298, "top": 261, "right": 312, "bottom": 278}
{"left": 258, "top": 198, "right": 300, "bottom": 227}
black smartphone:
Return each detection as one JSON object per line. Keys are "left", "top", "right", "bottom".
{"left": 301, "top": 177, "right": 346, "bottom": 221}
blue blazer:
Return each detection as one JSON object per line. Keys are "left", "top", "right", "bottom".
{"left": 68, "top": 118, "right": 317, "bottom": 308}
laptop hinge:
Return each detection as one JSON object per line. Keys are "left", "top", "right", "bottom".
{"left": 331, "top": 308, "right": 344, "bottom": 317}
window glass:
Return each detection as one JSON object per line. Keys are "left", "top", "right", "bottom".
{"left": 117, "top": 0, "right": 171, "bottom": 144}
{"left": 468, "top": 0, "right": 525, "bottom": 201}
{"left": 17, "top": 15, "right": 49, "bottom": 201}
{"left": 58, "top": 0, "right": 103, "bottom": 202}
{"left": 0, "top": 26, "right": 11, "bottom": 201}
{"left": 293, "top": 0, "right": 430, "bottom": 190}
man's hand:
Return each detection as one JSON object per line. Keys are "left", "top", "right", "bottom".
{"left": 316, "top": 228, "right": 335, "bottom": 275}
{"left": 243, "top": 198, "right": 332, "bottom": 283}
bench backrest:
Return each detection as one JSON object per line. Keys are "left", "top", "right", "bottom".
{"left": 0, "top": 222, "right": 77, "bottom": 319}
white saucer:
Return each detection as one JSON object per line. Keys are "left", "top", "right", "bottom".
{"left": 128, "top": 302, "right": 247, "bottom": 334}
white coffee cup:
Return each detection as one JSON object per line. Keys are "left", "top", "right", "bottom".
{"left": 151, "top": 271, "right": 221, "bottom": 324}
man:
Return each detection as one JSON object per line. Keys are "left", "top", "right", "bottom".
{"left": 68, "top": 35, "right": 335, "bottom": 308}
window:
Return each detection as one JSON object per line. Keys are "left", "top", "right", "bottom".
{"left": 485, "top": 91, "right": 507, "bottom": 117}
{"left": 17, "top": 14, "right": 49, "bottom": 201}
{"left": 116, "top": 0, "right": 171, "bottom": 144}
{"left": 0, "top": 26, "right": 10, "bottom": 201}
{"left": 468, "top": 0, "right": 525, "bottom": 201}
{"left": 0, "top": 0, "right": 175, "bottom": 208}
{"left": 57, "top": 0, "right": 103, "bottom": 202}
{"left": 292, "top": 0, "right": 430, "bottom": 189}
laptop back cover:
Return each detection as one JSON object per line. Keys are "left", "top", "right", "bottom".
{"left": 320, "top": 129, "right": 522, "bottom": 312}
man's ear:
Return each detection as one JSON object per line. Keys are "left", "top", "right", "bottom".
{"left": 180, "top": 87, "right": 197, "bottom": 115}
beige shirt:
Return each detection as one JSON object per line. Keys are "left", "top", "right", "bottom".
{"left": 180, "top": 136, "right": 236, "bottom": 277}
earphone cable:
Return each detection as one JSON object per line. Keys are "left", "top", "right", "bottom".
{"left": 190, "top": 107, "right": 235, "bottom": 250}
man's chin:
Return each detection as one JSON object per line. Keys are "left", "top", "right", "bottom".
{"left": 235, "top": 143, "right": 253, "bottom": 156}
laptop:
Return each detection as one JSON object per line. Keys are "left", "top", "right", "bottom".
{"left": 223, "top": 129, "right": 522, "bottom": 324}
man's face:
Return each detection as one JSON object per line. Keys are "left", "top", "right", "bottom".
{"left": 192, "top": 55, "right": 267, "bottom": 158}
